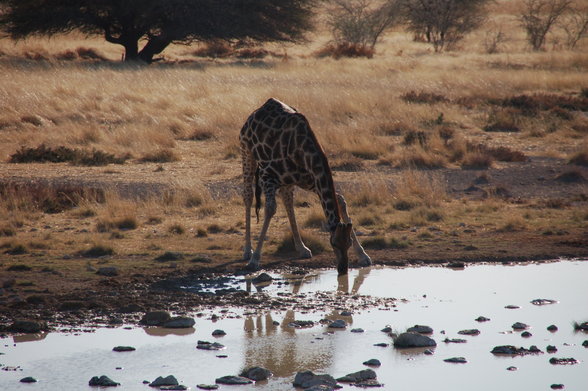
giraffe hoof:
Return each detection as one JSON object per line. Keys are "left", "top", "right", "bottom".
{"left": 297, "top": 247, "right": 313, "bottom": 259}
{"left": 358, "top": 254, "right": 372, "bottom": 267}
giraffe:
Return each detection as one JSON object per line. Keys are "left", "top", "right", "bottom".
{"left": 239, "top": 98, "right": 371, "bottom": 275}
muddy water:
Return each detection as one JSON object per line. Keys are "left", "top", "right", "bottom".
{"left": 1, "top": 260, "right": 587, "bottom": 390}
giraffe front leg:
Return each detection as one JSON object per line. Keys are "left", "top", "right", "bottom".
{"left": 280, "top": 188, "right": 312, "bottom": 259}
{"left": 248, "top": 185, "right": 278, "bottom": 271}
{"left": 337, "top": 193, "right": 372, "bottom": 267}
{"left": 241, "top": 148, "right": 255, "bottom": 261}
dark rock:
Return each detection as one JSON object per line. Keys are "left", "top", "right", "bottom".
{"left": 574, "top": 322, "right": 588, "bottom": 331}
{"left": 162, "top": 317, "right": 195, "bottom": 328}
{"left": 550, "top": 384, "right": 565, "bottom": 390}
{"left": 155, "top": 252, "right": 184, "bottom": 262}
{"left": 373, "top": 343, "right": 389, "bottom": 347}
{"left": 293, "top": 371, "right": 337, "bottom": 389}
{"left": 582, "top": 340, "right": 588, "bottom": 347}
{"left": 89, "top": 375, "right": 120, "bottom": 387}
{"left": 549, "top": 357, "right": 578, "bottom": 365}
{"left": 547, "top": 325, "right": 558, "bottom": 332}
{"left": 505, "top": 305, "right": 520, "bottom": 309}
{"left": 197, "top": 341, "right": 225, "bottom": 350}
{"left": 475, "top": 316, "right": 490, "bottom": 322}
{"left": 363, "top": 359, "right": 381, "bottom": 367}
{"left": 458, "top": 329, "right": 480, "bottom": 336}
{"left": 354, "top": 380, "right": 384, "bottom": 388}
{"left": 393, "top": 332, "right": 436, "bottom": 348}
{"left": 140, "top": 311, "right": 171, "bottom": 326}
{"left": 328, "top": 319, "right": 347, "bottom": 329}
{"left": 380, "top": 326, "right": 392, "bottom": 333}
{"left": 512, "top": 322, "right": 529, "bottom": 330}
{"left": 212, "top": 329, "right": 226, "bottom": 336}
{"left": 9, "top": 320, "right": 48, "bottom": 333}
{"left": 351, "top": 328, "right": 364, "bottom": 333}
{"left": 444, "top": 357, "right": 467, "bottom": 363}
{"left": 491, "top": 345, "right": 543, "bottom": 355}
{"left": 506, "top": 366, "right": 517, "bottom": 371}
{"left": 521, "top": 331, "right": 532, "bottom": 338}
{"left": 447, "top": 261, "right": 465, "bottom": 268}
{"left": 20, "top": 377, "right": 37, "bottom": 383}
{"left": 58, "top": 301, "right": 86, "bottom": 311}
{"left": 546, "top": 345, "right": 558, "bottom": 353}
{"left": 444, "top": 338, "right": 467, "bottom": 344}
{"left": 117, "top": 304, "right": 143, "bottom": 313}
{"left": 251, "top": 273, "right": 273, "bottom": 284}
{"left": 337, "top": 369, "right": 377, "bottom": 383}
{"left": 215, "top": 376, "right": 253, "bottom": 385}
{"left": 149, "top": 375, "right": 179, "bottom": 387}
{"left": 240, "top": 367, "right": 272, "bottom": 381}
{"left": 160, "top": 386, "right": 188, "bottom": 391}
{"left": 340, "top": 311, "right": 353, "bottom": 316}
{"left": 197, "top": 385, "right": 219, "bottom": 390}
{"left": 407, "top": 325, "right": 433, "bottom": 334}
{"left": 288, "top": 320, "right": 314, "bottom": 328}
{"left": 530, "top": 298, "right": 558, "bottom": 305}
{"left": 96, "top": 267, "right": 118, "bottom": 277}
{"left": 113, "top": 346, "right": 135, "bottom": 352}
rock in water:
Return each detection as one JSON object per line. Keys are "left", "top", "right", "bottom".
{"left": 511, "top": 322, "right": 529, "bottom": 330}
{"left": 363, "top": 359, "right": 381, "bottom": 367}
{"left": 252, "top": 273, "right": 273, "bottom": 284}
{"left": 328, "top": 319, "right": 347, "bottom": 329}
{"left": 140, "top": 311, "right": 171, "bottom": 326}
{"left": 212, "top": 329, "right": 226, "bottom": 336}
{"left": 458, "top": 329, "right": 480, "bottom": 336}
{"left": 89, "top": 375, "right": 120, "bottom": 387}
{"left": 240, "top": 367, "right": 272, "bottom": 381}
{"left": 20, "top": 377, "right": 37, "bottom": 383}
{"left": 197, "top": 341, "right": 225, "bottom": 350}
{"left": 162, "top": 317, "right": 195, "bottom": 328}
{"left": 444, "top": 357, "right": 467, "bottom": 364}
{"left": 113, "top": 346, "right": 136, "bottom": 352}
{"left": 393, "top": 332, "right": 436, "bottom": 348}
{"left": 149, "top": 375, "right": 179, "bottom": 387}
{"left": 215, "top": 376, "right": 253, "bottom": 385}
{"left": 197, "top": 385, "right": 219, "bottom": 390}
{"left": 336, "top": 369, "right": 377, "bottom": 383}
{"left": 549, "top": 357, "right": 578, "bottom": 365}
{"left": 293, "top": 371, "right": 338, "bottom": 389}
{"left": 406, "top": 325, "right": 433, "bottom": 334}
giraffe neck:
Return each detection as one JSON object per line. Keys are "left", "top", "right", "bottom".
{"left": 310, "top": 156, "right": 341, "bottom": 232}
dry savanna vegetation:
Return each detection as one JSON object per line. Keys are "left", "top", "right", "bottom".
{"left": 0, "top": 0, "right": 587, "bottom": 300}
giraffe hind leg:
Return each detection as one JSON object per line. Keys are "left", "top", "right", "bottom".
{"left": 248, "top": 183, "right": 278, "bottom": 271}
{"left": 337, "top": 193, "right": 372, "bottom": 267}
{"left": 280, "top": 188, "right": 312, "bottom": 259}
{"left": 241, "top": 146, "right": 255, "bottom": 261}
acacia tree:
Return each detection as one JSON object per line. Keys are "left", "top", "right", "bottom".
{"left": 401, "top": 0, "right": 489, "bottom": 52}
{"left": 519, "top": 0, "right": 572, "bottom": 51}
{"left": 0, "top": 0, "right": 315, "bottom": 63}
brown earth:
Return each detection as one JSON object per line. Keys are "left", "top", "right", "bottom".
{"left": 0, "top": 155, "right": 587, "bottom": 331}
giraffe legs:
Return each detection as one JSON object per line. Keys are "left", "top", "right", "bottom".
{"left": 337, "top": 193, "right": 372, "bottom": 267}
{"left": 248, "top": 184, "right": 277, "bottom": 270}
{"left": 241, "top": 149, "right": 255, "bottom": 261}
{"left": 280, "top": 188, "right": 312, "bottom": 259}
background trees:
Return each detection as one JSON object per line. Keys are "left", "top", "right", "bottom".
{"left": 519, "top": 0, "right": 572, "bottom": 51}
{"left": 0, "top": 0, "right": 315, "bottom": 63}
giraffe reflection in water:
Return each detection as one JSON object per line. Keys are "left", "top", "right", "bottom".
{"left": 241, "top": 267, "right": 372, "bottom": 377}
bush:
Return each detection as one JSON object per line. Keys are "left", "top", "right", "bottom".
{"left": 520, "top": 0, "right": 572, "bottom": 51}
{"left": 78, "top": 244, "right": 114, "bottom": 258}
{"left": 9, "top": 144, "right": 129, "bottom": 165}
{"left": 139, "top": 149, "right": 179, "bottom": 163}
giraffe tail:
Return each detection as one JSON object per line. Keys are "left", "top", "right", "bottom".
{"left": 254, "top": 166, "right": 261, "bottom": 223}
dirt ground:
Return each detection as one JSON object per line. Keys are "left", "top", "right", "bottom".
{"left": 1, "top": 153, "right": 587, "bottom": 331}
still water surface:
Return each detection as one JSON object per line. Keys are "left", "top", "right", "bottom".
{"left": 1, "top": 260, "right": 587, "bottom": 390}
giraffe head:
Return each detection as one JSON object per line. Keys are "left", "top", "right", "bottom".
{"left": 330, "top": 222, "right": 353, "bottom": 276}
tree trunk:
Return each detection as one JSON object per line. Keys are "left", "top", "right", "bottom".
{"left": 138, "top": 34, "right": 172, "bottom": 64}
{"left": 122, "top": 38, "right": 140, "bottom": 62}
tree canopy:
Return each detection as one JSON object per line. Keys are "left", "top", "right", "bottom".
{"left": 0, "top": 0, "right": 315, "bottom": 63}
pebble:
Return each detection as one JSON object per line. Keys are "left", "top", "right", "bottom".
{"left": 112, "top": 346, "right": 135, "bottom": 352}
{"left": 475, "top": 316, "right": 490, "bottom": 322}
{"left": 458, "top": 329, "right": 480, "bottom": 336}
{"left": 363, "top": 359, "right": 381, "bottom": 366}
{"left": 373, "top": 343, "right": 389, "bottom": 347}
{"left": 381, "top": 326, "right": 392, "bottom": 333}
{"left": 215, "top": 376, "right": 252, "bottom": 385}
{"left": 530, "top": 299, "right": 558, "bottom": 305}
{"left": 96, "top": 267, "right": 118, "bottom": 277}
{"left": 197, "top": 385, "right": 219, "bottom": 390}
{"left": 340, "top": 311, "right": 353, "bottom": 316}
{"left": 89, "top": 375, "right": 120, "bottom": 387}
{"left": 550, "top": 384, "right": 564, "bottom": 390}
{"left": 212, "top": 329, "right": 226, "bottom": 336}
{"left": 424, "top": 349, "right": 434, "bottom": 355}
{"left": 547, "top": 325, "right": 558, "bottom": 332}
{"left": 149, "top": 375, "right": 179, "bottom": 387}
{"left": 393, "top": 332, "right": 436, "bottom": 348}
{"left": 444, "top": 357, "right": 467, "bottom": 364}
{"left": 20, "top": 377, "right": 37, "bottom": 383}
{"left": 506, "top": 366, "right": 517, "bottom": 371}
{"left": 444, "top": 338, "right": 467, "bottom": 343}
{"left": 328, "top": 319, "right": 347, "bottom": 329}
{"left": 512, "top": 322, "right": 529, "bottom": 330}
{"left": 197, "top": 341, "right": 225, "bottom": 351}
{"left": 582, "top": 340, "right": 588, "bottom": 347}
{"left": 505, "top": 305, "right": 520, "bottom": 309}
{"left": 406, "top": 325, "right": 433, "bottom": 334}
{"left": 549, "top": 357, "right": 578, "bottom": 365}
{"left": 546, "top": 345, "right": 558, "bottom": 353}
{"left": 351, "top": 328, "right": 364, "bottom": 333}
{"left": 521, "top": 331, "right": 532, "bottom": 338}
{"left": 160, "top": 386, "right": 188, "bottom": 391}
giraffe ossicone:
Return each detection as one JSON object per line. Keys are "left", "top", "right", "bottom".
{"left": 239, "top": 98, "right": 371, "bottom": 275}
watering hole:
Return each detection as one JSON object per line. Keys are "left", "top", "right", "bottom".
{"left": 1, "top": 260, "right": 587, "bottom": 390}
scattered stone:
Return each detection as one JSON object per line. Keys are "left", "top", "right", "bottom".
{"left": 149, "top": 375, "right": 179, "bottom": 387}
{"left": 240, "top": 367, "right": 272, "bottom": 381}
{"left": 139, "top": 311, "right": 171, "bottom": 326}
{"left": 96, "top": 267, "right": 118, "bottom": 277}
{"left": 530, "top": 299, "right": 558, "bottom": 305}
{"left": 336, "top": 369, "right": 377, "bottom": 383}
{"left": 161, "top": 386, "right": 188, "bottom": 391}
{"left": 117, "top": 304, "right": 143, "bottom": 313}
{"left": 444, "top": 338, "right": 467, "bottom": 343}
{"left": 546, "top": 345, "right": 558, "bottom": 353}
{"left": 574, "top": 322, "right": 588, "bottom": 331}
{"left": 491, "top": 345, "right": 543, "bottom": 355}
{"left": 351, "top": 328, "right": 364, "bottom": 333}
{"left": 547, "top": 325, "right": 558, "bottom": 332}
{"left": 20, "top": 377, "right": 37, "bottom": 383}
{"left": 549, "top": 357, "right": 578, "bottom": 365}
{"left": 393, "top": 332, "right": 436, "bottom": 348}
{"left": 197, "top": 385, "right": 219, "bottom": 390}
{"left": 506, "top": 366, "right": 517, "bottom": 371}
{"left": 288, "top": 320, "right": 314, "bottom": 328}
{"left": 406, "top": 325, "right": 433, "bottom": 334}
{"left": 423, "top": 349, "right": 434, "bottom": 355}
{"left": 293, "top": 371, "right": 337, "bottom": 389}
{"left": 373, "top": 343, "right": 389, "bottom": 347}
{"left": 354, "top": 379, "right": 384, "bottom": 387}
{"left": 197, "top": 341, "right": 225, "bottom": 350}
{"left": 212, "top": 329, "right": 226, "bottom": 336}
{"left": 112, "top": 346, "right": 135, "bottom": 352}
{"left": 458, "top": 329, "right": 480, "bottom": 336}
{"left": 162, "top": 317, "right": 195, "bottom": 328}
{"left": 447, "top": 262, "right": 465, "bottom": 268}
{"left": 89, "top": 375, "right": 120, "bottom": 387}
{"left": 521, "top": 331, "right": 532, "bottom": 338}
{"left": 380, "top": 326, "right": 392, "bottom": 333}
{"left": 475, "top": 316, "right": 490, "bottom": 322}
{"left": 505, "top": 305, "right": 520, "bottom": 309}
{"left": 215, "top": 376, "right": 252, "bottom": 385}
{"left": 582, "top": 340, "right": 588, "bottom": 347}
{"left": 328, "top": 320, "right": 347, "bottom": 329}
{"left": 363, "top": 359, "right": 381, "bottom": 367}
{"left": 444, "top": 357, "right": 467, "bottom": 364}
{"left": 512, "top": 322, "right": 529, "bottom": 330}
{"left": 251, "top": 273, "right": 273, "bottom": 285}
{"left": 551, "top": 384, "right": 564, "bottom": 390}
{"left": 8, "top": 320, "right": 48, "bottom": 333}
